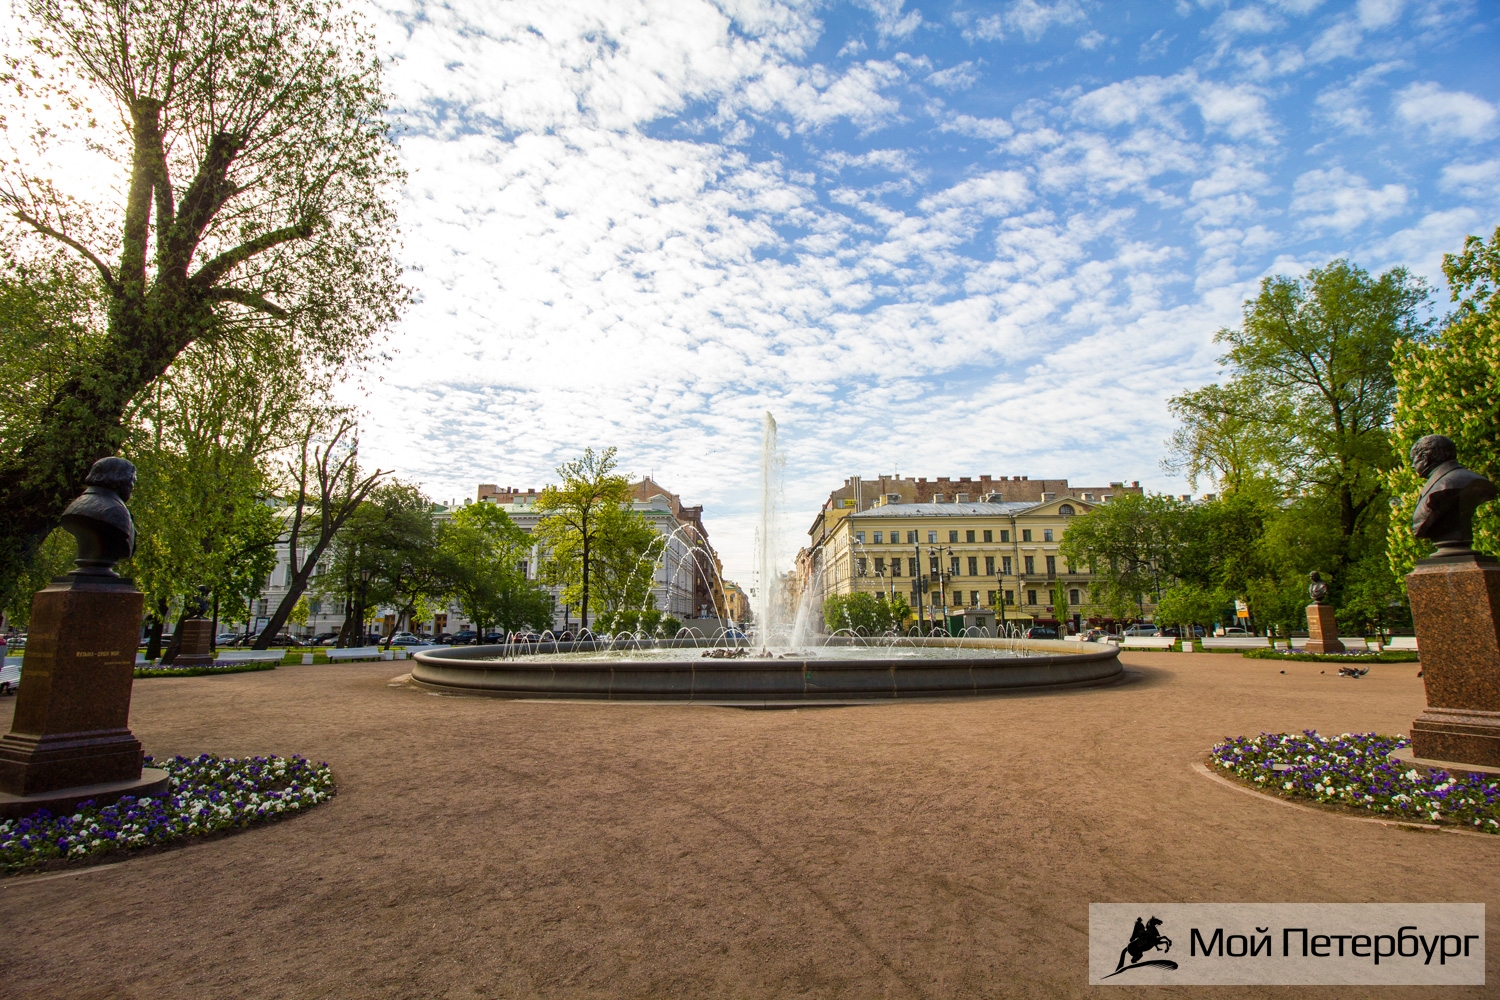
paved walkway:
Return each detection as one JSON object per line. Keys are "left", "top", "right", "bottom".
{"left": 1, "top": 652, "right": 1493, "bottom": 999}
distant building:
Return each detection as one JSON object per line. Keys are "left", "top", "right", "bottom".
{"left": 722, "top": 581, "right": 751, "bottom": 624}
{"left": 802, "top": 474, "right": 1152, "bottom": 632}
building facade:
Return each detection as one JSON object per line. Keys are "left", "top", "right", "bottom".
{"left": 803, "top": 474, "right": 1151, "bottom": 632}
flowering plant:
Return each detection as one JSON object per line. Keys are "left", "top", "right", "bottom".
{"left": 135, "top": 663, "right": 278, "bottom": 678}
{"left": 0, "top": 753, "right": 335, "bottom": 873}
{"left": 1211, "top": 731, "right": 1500, "bottom": 833}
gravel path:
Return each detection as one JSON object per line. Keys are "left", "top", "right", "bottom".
{"left": 1, "top": 652, "right": 1493, "bottom": 999}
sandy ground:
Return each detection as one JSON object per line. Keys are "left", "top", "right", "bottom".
{"left": 0, "top": 651, "right": 1494, "bottom": 999}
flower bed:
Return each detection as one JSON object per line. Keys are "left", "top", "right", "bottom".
{"left": 1210, "top": 731, "right": 1500, "bottom": 833}
{"left": 1241, "top": 648, "right": 1419, "bottom": 664}
{"left": 134, "top": 662, "right": 278, "bottom": 678}
{"left": 0, "top": 753, "right": 335, "bottom": 874}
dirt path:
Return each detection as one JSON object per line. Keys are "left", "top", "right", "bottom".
{"left": 0, "top": 652, "right": 1493, "bottom": 999}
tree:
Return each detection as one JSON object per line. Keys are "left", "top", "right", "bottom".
{"left": 1052, "top": 578, "right": 1070, "bottom": 629}
{"left": 533, "top": 447, "right": 632, "bottom": 629}
{"left": 822, "top": 592, "right": 909, "bottom": 635}
{"left": 1389, "top": 226, "right": 1500, "bottom": 578}
{"left": 1167, "top": 261, "right": 1428, "bottom": 577}
{"left": 252, "top": 416, "right": 386, "bottom": 648}
{"left": 0, "top": 0, "right": 405, "bottom": 598}
{"left": 1059, "top": 494, "right": 1190, "bottom": 618}
{"left": 588, "top": 504, "right": 662, "bottom": 616}
{"left": 331, "top": 482, "right": 442, "bottom": 648}
{"left": 1154, "top": 583, "right": 1223, "bottom": 637}
{"left": 438, "top": 502, "right": 552, "bottom": 637}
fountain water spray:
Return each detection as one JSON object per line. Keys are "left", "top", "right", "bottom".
{"left": 753, "top": 412, "right": 782, "bottom": 649}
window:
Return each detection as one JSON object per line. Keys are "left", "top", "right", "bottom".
{"left": 949, "top": 530, "right": 959, "bottom": 543}
{"left": 892, "top": 558, "right": 902, "bottom": 577}
{"left": 1043, "top": 529, "right": 1054, "bottom": 542}
{"left": 983, "top": 529, "right": 993, "bottom": 542}
{"left": 1070, "top": 588, "right": 1081, "bottom": 604}
{"left": 1058, "top": 504, "right": 1075, "bottom": 516}
{"left": 874, "top": 557, "right": 885, "bottom": 575}
{"left": 908, "top": 558, "right": 918, "bottom": 577}
{"left": 1046, "top": 555, "right": 1057, "bottom": 575}
{"left": 908, "top": 530, "right": 917, "bottom": 544}
{"left": 987, "top": 590, "right": 996, "bottom": 605}
{"left": 933, "top": 494, "right": 945, "bottom": 503}
{"left": 1002, "top": 556, "right": 1012, "bottom": 574}
{"left": 1024, "top": 555, "right": 1035, "bottom": 574}
{"left": 965, "top": 530, "right": 976, "bottom": 543}
{"left": 971, "top": 591, "right": 980, "bottom": 606}
{"left": 949, "top": 556, "right": 960, "bottom": 576}
{"left": 873, "top": 531, "right": 883, "bottom": 544}
{"left": 855, "top": 531, "right": 865, "bottom": 543}
{"left": 1001, "top": 530, "right": 1010, "bottom": 542}
{"left": 930, "top": 557, "right": 940, "bottom": 575}
{"left": 856, "top": 558, "right": 867, "bottom": 576}
{"left": 309, "top": 599, "right": 321, "bottom": 616}
{"left": 1028, "top": 589, "right": 1038, "bottom": 605}
{"left": 1004, "top": 589, "right": 1014, "bottom": 604}
{"left": 928, "top": 531, "right": 937, "bottom": 543}
{"left": 985, "top": 555, "right": 995, "bottom": 576}
{"left": 1022, "top": 529, "right": 1033, "bottom": 542}
{"left": 967, "top": 556, "right": 978, "bottom": 576}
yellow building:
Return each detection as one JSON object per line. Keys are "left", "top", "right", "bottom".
{"left": 803, "top": 494, "right": 1137, "bottom": 631}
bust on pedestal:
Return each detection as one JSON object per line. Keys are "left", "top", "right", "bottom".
{"left": 1304, "top": 572, "right": 1344, "bottom": 654}
{"left": 168, "top": 585, "right": 215, "bottom": 667}
{"left": 0, "top": 458, "right": 168, "bottom": 818}
{"left": 1401, "top": 435, "right": 1500, "bottom": 771}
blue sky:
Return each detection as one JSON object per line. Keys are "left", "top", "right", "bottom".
{"left": 357, "top": 0, "right": 1500, "bottom": 583}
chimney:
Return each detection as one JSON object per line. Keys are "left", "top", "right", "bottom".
{"left": 1132, "top": 481, "right": 1140, "bottom": 488}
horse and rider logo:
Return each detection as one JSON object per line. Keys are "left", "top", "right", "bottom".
{"left": 1103, "top": 915, "right": 1178, "bottom": 978}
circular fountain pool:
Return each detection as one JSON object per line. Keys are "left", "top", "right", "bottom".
{"left": 410, "top": 636, "right": 1123, "bottom": 704}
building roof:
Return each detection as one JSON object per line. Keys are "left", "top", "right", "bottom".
{"left": 849, "top": 501, "right": 1045, "bottom": 518}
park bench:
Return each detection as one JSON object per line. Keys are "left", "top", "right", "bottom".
{"left": 1386, "top": 636, "right": 1418, "bottom": 650}
{"left": 216, "top": 650, "right": 284, "bottom": 664}
{"left": 1121, "top": 637, "right": 1177, "bottom": 649}
{"left": 1200, "top": 636, "right": 1269, "bottom": 649}
{"left": 327, "top": 645, "right": 385, "bottom": 662}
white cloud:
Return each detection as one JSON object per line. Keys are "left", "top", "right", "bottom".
{"left": 1076, "top": 30, "right": 1106, "bottom": 50}
{"left": 927, "top": 61, "right": 980, "bottom": 90}
{"left": 1438, "top": 159, "right": 1500, "bottom": 198}
{"left": 854, "top": 0, "right": 923, "bottom": 40}
{"left": 1394, "top": 82, "right": 1498, "bottom": 141}
{"left": 937, "top": 113, "right": 1015, "bottom": 140}
{"left": 1208, "top": 5, "right": 1283, "bottom": 41}
{"left": 958, "top": 0, "right": 1087, "bottom": 43}
{"left": 1290, "top": 167, "right": 1409, "bottom": 232}
{"left": 1356, "top": 0, "right": 1405, "bottom": 29}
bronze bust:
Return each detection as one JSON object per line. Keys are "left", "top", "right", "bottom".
{"left": 1308, "top": 571, "right": 1329, "bottom": 605}
{"left": 1410, "top": 435, "right": 1496, "bottom": 559}
{"left": 59, "top": 456, "right": 137, "bottom": 576}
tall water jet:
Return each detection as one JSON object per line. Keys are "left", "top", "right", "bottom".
{"left": 753, "top": 412, "right": 781, "bottom": 649}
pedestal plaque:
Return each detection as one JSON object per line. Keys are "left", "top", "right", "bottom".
{"left": 173, "top": 618, "right": 215, "bottom": 666}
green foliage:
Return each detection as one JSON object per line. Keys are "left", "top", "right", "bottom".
{"left": 1241, "top": 647, "right": 1419, "bottom": 664}
{"left": 1058, "top": 493, "right": 1189, "bottom": 617}
{"left": 0, "top": 0, "right": 406, "bottom": 607}
{"left": 1388, "top": 226, "right": 1500, "bottom": 579}
{"left": 1153, "top": 583, "right": 1224, "bottom": 632}
{"left": 323, "top": 481, "right": 442, "bottom": 643}
{"left": 2, "top": 528, "right": 75, "bottom": 627}
{"left": 438, "top": 501, "right": 553, "bottom": 635}
{"left": 533, "top": 447, "right": 635, "bottom": 627}
{"left": 288, "top": 596, "right": 310, "bottom": 628}
{"left": 595, "top": 608, "right": 681, "bottom": 637}
{"left": 823, "top": 592, "right": 908, "bottom": 634}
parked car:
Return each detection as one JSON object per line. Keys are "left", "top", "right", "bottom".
{"left": 388, "top": 631, "right": 424, "bottom": 646}
{"left": 1159, "top": 625, "right": 1206, "bottom": 638}
{"left": 2, "top": 635, "right": 24, "bottom": 650}
{"left": 449, "top": 630, "right": 477, "bottom": 645}
{"left": 1218, "top": 626, "right": 1249, "bottom": 636}
{"left": 1022, "top": 625, "right": 1058, "bottom": 639}
{"left": 215, "top": 632, "right": 243, "bottom": 644}
{"left": 482, "top": 632, "right": 505, "bottom": 644}
{"left": 0, "top": 659, "right": 20, "bottom": 695}
{"left": 1122, "top": 624, "right": 1161, "bottom": 637}
{"left": 310, "top": 632, "right": 341, "bottom": 646}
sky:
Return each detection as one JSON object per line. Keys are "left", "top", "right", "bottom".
{"left": 353, "top": 0, "right": 1500, "bottom": 586}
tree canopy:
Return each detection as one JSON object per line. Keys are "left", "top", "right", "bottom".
{"left": 533, "top": 447, "right": 633, "bottom": 629}
{"left": 0, "top": 0, "right": 405, "bottom": 599}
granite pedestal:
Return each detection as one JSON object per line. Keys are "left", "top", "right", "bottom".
{"left": 173, "top": 618, "right": 215, "bottom": 666}
{"left": 1407, "top": 553, "right": 1500, "bottom": 768}
{"left": 1304, "top": 603, "right": 1344, "bottom": 654}
{"left": 0, "top": 572, "right": 154, "bottom": 807}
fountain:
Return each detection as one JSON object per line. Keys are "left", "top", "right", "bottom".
{"left": 411, "top": 414, "right": 1122, "bottom": 703}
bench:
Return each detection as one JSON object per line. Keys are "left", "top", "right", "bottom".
{"left": 216, "top": 650, "right": 285, "bottom": 664}
{"left": 327, "top": 645, "right": 386, "bottom": 662}
{"left": 1386, "top": 636, "right": 1418, "bottom": 650}
{"left": 1121, "top": 637, "right": 1177, "bottom": 649}
{"left": 1201, "top": 636, "right": 1269, "bottom": 649}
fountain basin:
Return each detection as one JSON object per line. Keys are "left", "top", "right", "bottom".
{"left": 410, "top": 637, "right": 1122, "bottom": 704}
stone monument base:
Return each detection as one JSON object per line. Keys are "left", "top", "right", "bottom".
{"left": 1388, "top": 746, "right": 1500, "bottom": 779}
{"left": 1407, "top": 553, "right": 1500, "bottom": 767}
{"left": 1304, "top": 603, "right": 1344, "bottom": 654}
{"left": 0, "top": 767, "right": 169, "bottom": 820}
{"left": 172, "top": 617, "right": 215, "bottom": 666}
